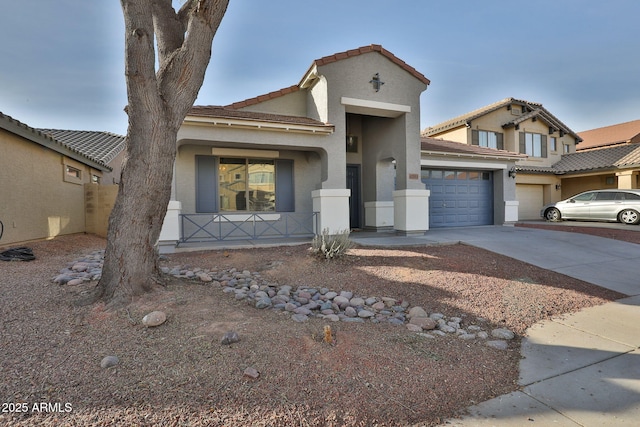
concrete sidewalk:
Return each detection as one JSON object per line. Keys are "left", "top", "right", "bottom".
{"left": 350, "top": 226, "right": 640, "bottom": 426}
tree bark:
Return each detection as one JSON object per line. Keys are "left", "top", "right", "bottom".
{"left": 96, "top": 0, "right": 228, "bottom": 305}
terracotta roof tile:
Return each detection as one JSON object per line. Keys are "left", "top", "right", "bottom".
{"left": 421, "top": 137, "right": 524, "bottom": 159}
{"left": 313, "top": 44, "right": 430, "bottom": 85}
{"left": 577, "top": 119, "right": 640, "bottom": 150}
{"left": 225, "top": 45, "right": 430, "bottom": 111}
{"left": 225, "top": 85, "right": 300, "bottom": 110}
{"left": 188, "top": 105, "right": 332, "bottom": 128}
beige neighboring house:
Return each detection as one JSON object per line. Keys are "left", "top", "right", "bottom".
{"left": 0, "top": 112, "right": 125, "bottom": 246}
{"left": 423, "top": 98, "right": 583, "bottom": 220}
{"left": 551, "top": 119, "right": 640, "bottom": 197}
{"left": 39, "top": 129, "right": 127, "bottom": 185}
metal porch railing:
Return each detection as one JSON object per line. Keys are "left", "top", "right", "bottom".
{"left": 179, "top": 212, "right": 318, "bottom": 243}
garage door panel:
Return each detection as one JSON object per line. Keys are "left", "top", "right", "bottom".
{"left": 516, "top": 184, "right": 544, "bottom": 220}
{"left": 423, "top": 169, "right": 494, "bottom": 228}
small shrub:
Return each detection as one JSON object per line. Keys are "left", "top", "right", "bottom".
{"left": 311, "top": 228, "right": 353, "bottom": 260}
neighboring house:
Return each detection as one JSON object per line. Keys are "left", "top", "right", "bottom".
{"left": 0, "top": 112, "right": 122, "bottom": 245}
{"left": 39, "top": 129, "right": 127, "bottom": 184}
{"left": 550, "top": 120, "right": 640, "bottom": 197}
{"left": 158, "top": 45, "right": 527, "bottom": 251}
{"left": 423, "top": 98, "right": 583, "bottom": 219}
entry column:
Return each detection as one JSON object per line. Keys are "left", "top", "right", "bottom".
{"left": 312, "top": 189, "right": 351, "bottom": 234}
{"left": 393, "top": 189, "right": 430, "bottom": 235}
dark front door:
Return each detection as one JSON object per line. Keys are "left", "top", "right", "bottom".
{"left": 346, "top": 164, "right": 361, "bottom": 229}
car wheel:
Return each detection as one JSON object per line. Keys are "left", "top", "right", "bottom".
{"left": 618, "top": 209, "right": 640, "bottom": 225}
{"left": 545, "top": 207, "right": 562, "bottom": 222}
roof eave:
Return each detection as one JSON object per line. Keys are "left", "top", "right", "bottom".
{"left": 1, "top": 114, "right": 110, "bottom": 171}
{"left": 184, "top": 115, "right": 334, "bottom": 135}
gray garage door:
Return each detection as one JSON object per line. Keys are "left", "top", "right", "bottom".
{"left": 421, "top": 169, "right": 493, "bottom": 228}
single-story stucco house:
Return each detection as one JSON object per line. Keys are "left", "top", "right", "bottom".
{"left": 0, "top": 112, "right": 125, "bottom": 245}
{"left": 158, "top": 45, "right": 524, "bottom": 251}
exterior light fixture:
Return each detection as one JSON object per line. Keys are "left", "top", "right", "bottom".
{"left": 508, "top": 167, "right": 517, "bottom": 179}
{"left": 369, "top": 73, "right": 384, "bottom": 92}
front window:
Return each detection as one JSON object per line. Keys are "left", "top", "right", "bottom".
{"left": 478, "top": 130, "right": 498, "bottom": 149}
{"left": 550, "top": 137, "right": 557, "bottom": 152}
{"left": 219, "top": 158, "right": 275, "bottom": 211}
{"left": 524, "top": 132, "right": 543, "bottom": 157}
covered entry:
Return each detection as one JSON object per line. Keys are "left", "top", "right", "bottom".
{"left": 422, "top": 169, "right": 493, "bottom": 227}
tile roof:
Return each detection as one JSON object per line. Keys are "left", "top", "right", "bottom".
{"left": 421, "top": 137, "right": 525, "bottom": 159}
{"left": 217, "top": 45, "right": 429, "bottom": 113}
{"left": 577, "top": 119, "right": 640, "bottom": 150}
{"left": 0, "top": 112, "right": 112, "bottom": 171}
{"left": 549, "top": 143, "right": 640, "bottom": 174}
{"left": 311, "top": 44, "right": 430, "bottom": 86}
{"left": 423, "top": 97, "right": 581, "bottom": 142}
{"left": 225, "top": 85, "right": 300, "bottom": 110}
{"left": 188, "top": 105, "right": 332, "bottom": 128}
{"left": 39, "top": 129, "right": 126, "bottom": 166}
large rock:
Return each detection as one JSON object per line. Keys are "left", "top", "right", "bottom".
{"left": 100, "top": 355, "right": 119, "bottom": 368}
{"left": 142, "top": 311, "right": 167, "bottom": 327}
{"left": 409, "top": 317, "right": 437, "bottom": 330}
{"left": 221, "top": 331, "right": 240, "bottom": 345}
{"left": 491, "top": 328, "right": 515, "bottom": 340}
{"left": 407, "top": 306, "right": 429, "bottom": 319}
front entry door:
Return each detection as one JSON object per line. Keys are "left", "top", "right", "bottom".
{"left": 346, "top": 164, "right": 361, "bottom": 229}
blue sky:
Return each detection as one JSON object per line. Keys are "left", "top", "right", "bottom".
{"left": 1, "top": 1, "right": 639, "bottom": 136}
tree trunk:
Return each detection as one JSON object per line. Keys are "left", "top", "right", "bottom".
{"left": 95, "top": 0, "right": 228, "bottom": 306}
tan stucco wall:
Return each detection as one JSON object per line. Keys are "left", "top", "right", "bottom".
{"left": 0, "top": 129, "right": 92, "bottom": 245}
{"left": 560, "top": 173, "right": 618, "bottom": 199}
{"left": 102, "top": 149, "right": 125, "bottom": 185}
{"left": 84, "top": 184, "right": 118, "bottom": 237}
{"left": 429, "top": 105, "right": 577, "bottom": 167}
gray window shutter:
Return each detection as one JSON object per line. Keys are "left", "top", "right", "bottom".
{"left": 196, "top": 155, "right": 218, "bottom": 213}
{"left": 519, "top": 132, "right": 525, "bottom": 154}
{"left": 471, "top": 129, "right": 479, "bottom": 146}
{"left": 541, "top": 135, "right": 547, "bottom": 158}
{"left": 497, "top": 133, "right": 504, "bottom": 150}
{"left": 275, "top": 159, "right": 294, "bottom": 212}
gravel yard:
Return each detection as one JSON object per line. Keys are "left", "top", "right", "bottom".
{"left": 0, "top": 225, "right": 630, "bottom": 426}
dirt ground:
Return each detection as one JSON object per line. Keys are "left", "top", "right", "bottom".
{"left": 0, "top": 224, "right": 632, "bottom": 426}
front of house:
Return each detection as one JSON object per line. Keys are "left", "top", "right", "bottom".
{"left": 158, "top": 46, "right": 526, "bottom": 251}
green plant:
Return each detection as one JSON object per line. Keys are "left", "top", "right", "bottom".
{"left": 311, "top": 228, "right": 353, "bottom": 260}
